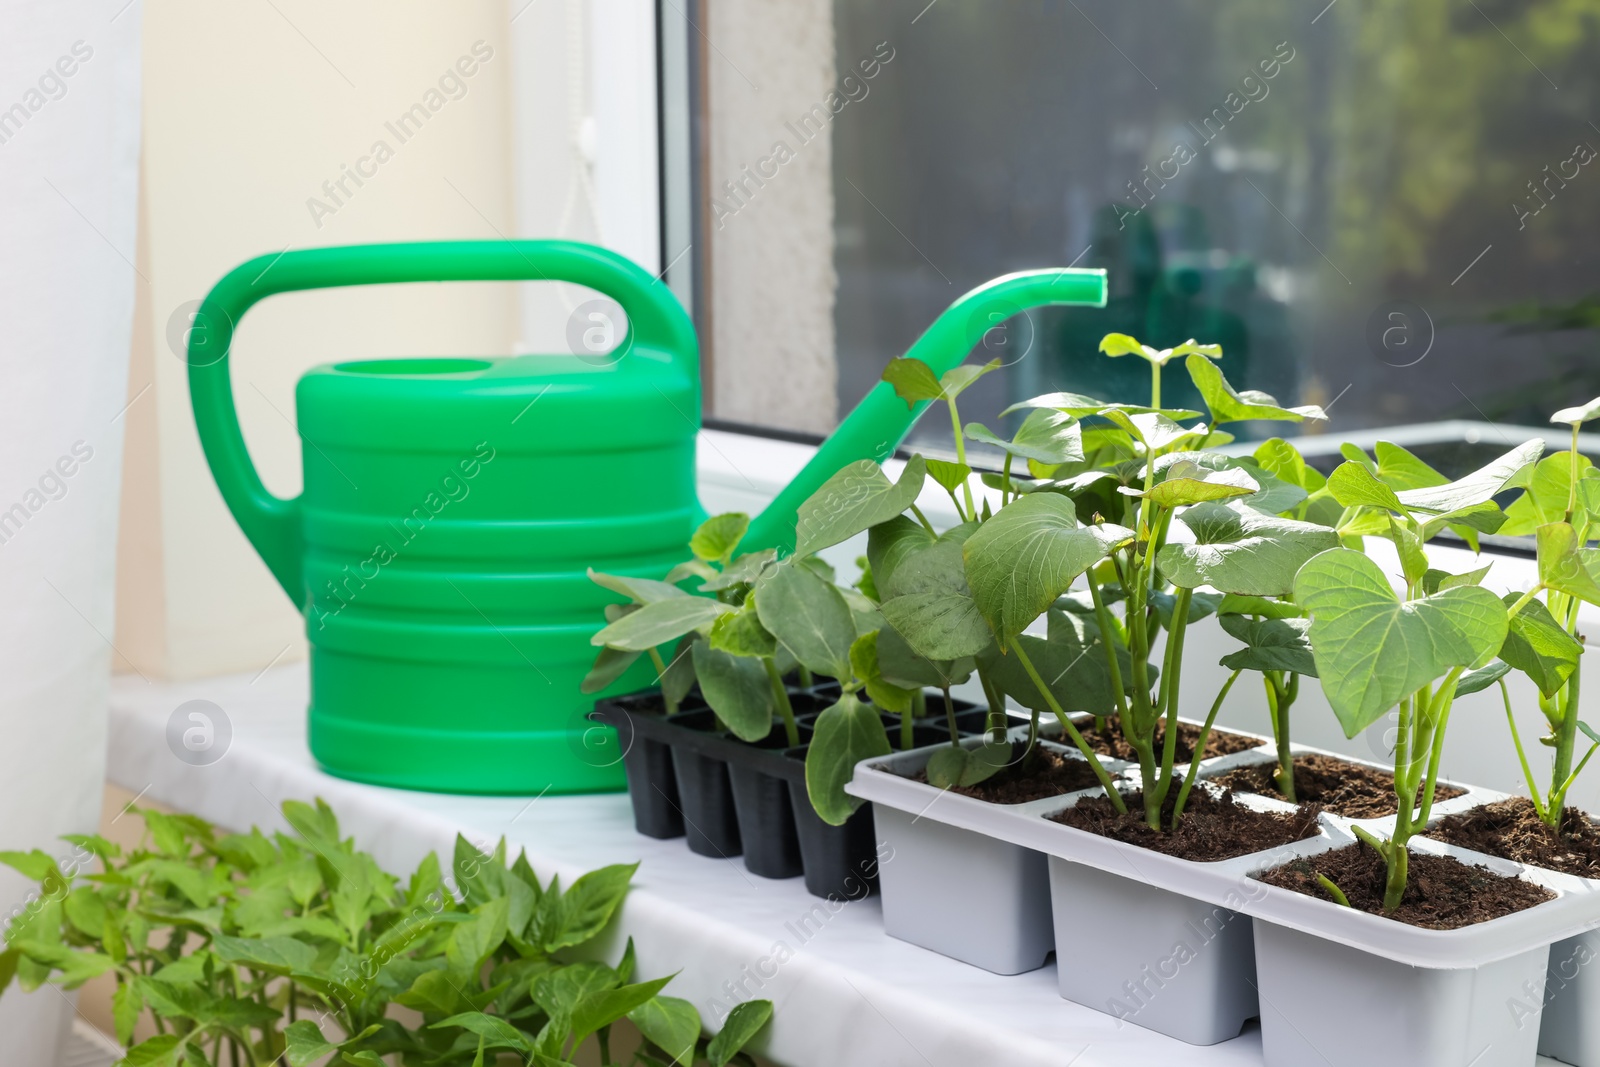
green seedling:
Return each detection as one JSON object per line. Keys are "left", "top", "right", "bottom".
{"left": 1, "top": 800, "right": 771, "bottom": 1067}
{"left": 1301, "top": 437, "right": 1550, "bottom": 911}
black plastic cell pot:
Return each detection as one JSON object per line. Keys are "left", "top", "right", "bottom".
{"left": 666, "top": 709, "right": 743, "bottom": 859}
{"left": 784, "top": 748, "right": 881, "bottom": 901}
{"left": 593, "top": 693, "right": 686, "bottom": 840}
{"left": 725, "top": 723, "right": 808, "bottom": 879}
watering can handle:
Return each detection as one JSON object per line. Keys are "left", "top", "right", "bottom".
{"left": 188, "top": 240, "right": 697, "bottom": 603}
{"left": 742, "top": 268, "right": 1108, "bottom": 553}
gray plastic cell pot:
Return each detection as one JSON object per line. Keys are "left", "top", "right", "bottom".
{"left": 1047, "top": 857, "right": 1260, "bottom": 1045}
{"left": 851, "top": 736, "right": 1131, "bottom": 976}
{"left": 1541, "top": 926, "right": 1600, "bottom": 1065}
{"left": 874, "top": 801, "right": 1055, "bottom": 975}
{"left": 1253, "top": 918, "right": 1548, "bottom": 1067}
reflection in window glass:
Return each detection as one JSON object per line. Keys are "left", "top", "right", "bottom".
{"left": 832, "top": 0, "right": 1600, "bottom": 472}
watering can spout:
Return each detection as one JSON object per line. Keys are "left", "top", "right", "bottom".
{"left": 742, "top": 267, "right": 1108, "bottom": 554}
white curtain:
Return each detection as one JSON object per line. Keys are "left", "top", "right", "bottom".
{"left": 0, "top": 2, "right": 142, "bottom": 1061}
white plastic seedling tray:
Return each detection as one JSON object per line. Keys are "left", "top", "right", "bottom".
{"left": 855, "top": 740, "right": 1600, "bottom": 970}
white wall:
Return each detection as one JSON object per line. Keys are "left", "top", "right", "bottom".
{"left": 117, "top": 0, "right": 664, "bottom": 680}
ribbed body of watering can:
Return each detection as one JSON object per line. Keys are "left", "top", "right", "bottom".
{"left": 189, "top": 240, "right": 1106, "bottom": 795}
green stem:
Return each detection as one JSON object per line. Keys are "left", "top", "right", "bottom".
{"left": 1268, "top": 675, "right": 1296, "bottom": 803}
{"left": 1172, "top": 668, "right": 1242, "bottom": 827}
{"left": 942, "top": 685, "right": 959, "bottom": 746}
{"left": 909, "top": 502, "right": 938, "bottom": 535}
{"left": 1150, "top": 358, "right": 1162, "bottom": 409}
{"left": 1011, "top": 641, "right": 1126, "bottom": 810}
{"left": 648, "top": 647, "right": 678, "bottom": 716}
{"left": 1085, "top": 568, "right": 1129, "bottom": 720}
{"left": 1549, "top": 663, "right": 1582, "bottom": 818}
{"left": 1152, "top": 586, "right": 1192, "bottom": 808}
{"left": 979, "top": 666, "right": 1009, "bottom": 743}
{"left": 1502, "top": 679, "right": 1550, "bottom": 823}
{"left": 1001, "top": 453, "right": 1014, "bottom": 507}
{"left": 1417, "top": 668, "right": 1463, "bottom": 827}
{"left": 901, "top": 690, "right": 920, "bottom": 752}
{"left": 1568, "top": 423, "right": 1581, "bottom": 522}
{"left": 765, "top": 658, "right": 800, "bottom": 747}
{"left": 598, "top": 1024, "right": 611, "bottom": 1066}
{"left": 798, "top": 664, "right": 814, "bottom": 688}
{"left": 949, "top": 395, "right": 978, "bottom": 522}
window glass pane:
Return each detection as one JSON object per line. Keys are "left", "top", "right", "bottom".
{"left": 832, "top": 0, "right": 1600, "bottom": 474}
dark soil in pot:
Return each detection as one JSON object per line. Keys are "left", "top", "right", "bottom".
{"left": 1426, "top": 796, "right": 1600, "bottom": 879}
{"left": 1211, "top": 753, "right": 1465, "bottom": 819}
{"left": 1049, "top": 788, "right": 1320, "bottom": 861}
{"left": 1076, "top": 719, "right": 1261, "bottom": 764}
{"left": 1255, "top": 842, "right": 1555, "bottom": 929}
{"left": 909, "top": 742, "right": 1112, "bottom": 804}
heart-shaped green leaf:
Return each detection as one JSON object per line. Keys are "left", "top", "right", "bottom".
{"left": 876, "top": 527, "right": 993, "bottom": 660}
{"left": 1537, "top": 522, "right": 1600, "bottom": 606}
{"left": 690, "top": 513, "right": 750, "bottom": 564}
{"left": 1186, "top": 354, "right": 1326, "bottom": 424}
{"left": 1219, "top": 615, "right": 1317, "bottom": 676}
{"left": 1136, "top": 462, "right": 1259, "bottom": 509}
{"left": 1327, "top": 461, "right": 1407, "bottom": 513}
{"left": 965, "top": 409, "right": 1084, "bottom": 465}
{"left": 1498, "top": 592, "right": 1582, "bottom": 698}
{"left": 963, "top": 494, "right": 1134, "bottom": 647}
{"left": 1253, "top": 438, "right": 1326, "bottom": 493}
{"left": 1552, "top": 396, "right": 1600, "bottom": 426}
{"left": 692, "top": 640, "right": 774, "bottom": 741}
{"left": 880, "top": 356, "right": 944, "bottom": 403}
{"left": 924, "top": 458, "right": 972, "bottom": 495}
{"left": 794, "top": 455, "right": 927, "bottom": 558}
{"left": 1295, "top": 548, "right": 1510, "bottom": 736}
{"left": 982, "top": 612, "right": 1137, "bottom": 717}
{"left": 1373, "top": 442, "right": 1447, "bottom": 491}
{"left": 1501, "top": 453, "right": 1600, "bottom": 534}
{"left": 1158, "top": 502, "right": 1340, "bottom": 596}
{"left": 1099, "top": 334, "right": 1222, "bottom": 366}
{"left": 708, "top": 600, "right": 776, "bottom": 658}
{"left": 849, "top": 630, "right": 916, "bottom": 714}
{"left": 874, "top": 624, "right": 974, "bottom": 689}
{"left": 1098, "top": 408, "right": 1207, "bottom": 453}
{"left": 926, "top": 740, "right": 1011, "bottom": 789}
{"left": 806, "top": 693, "right": 891, "bottom": 825}
{"left": 1394, "top": 440, "right": 1543, "bottom": 515}
{"left": 756, "top": 562, "right": 857, "bottom": 680}
{"left": 867, "top": 515, "right": 936, "bottom": 598}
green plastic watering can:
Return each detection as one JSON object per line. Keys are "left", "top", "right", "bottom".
{"left": 189, "top": 240, "right": 1106, "bottom": 795}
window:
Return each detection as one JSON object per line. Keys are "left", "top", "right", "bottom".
{"left": 679, "top": 1, "right": 1600, "bottom": 477}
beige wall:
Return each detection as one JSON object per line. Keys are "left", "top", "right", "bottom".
{"left": 115, "top": 0, "right": 599, "bottom": 679}
{"left": 704, "top": 0, "right": 838, "bottom": 433}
